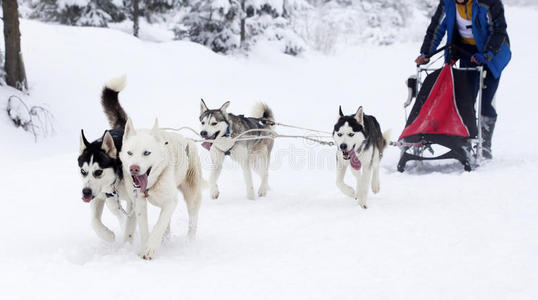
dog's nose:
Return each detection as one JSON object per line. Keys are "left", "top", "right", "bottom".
{"left": 82, "top": 188, "right": 92, "bottom": 197}
{"left": 130, "top": 165, "right": 140, "bottom": 175}
{"left": 200, "top": 131, "right": 208, "bottom": 138}
{"left": 340, "top": 143, "right": 348, "bottom": 151}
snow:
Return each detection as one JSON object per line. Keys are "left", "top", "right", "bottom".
{"left": 1, "top": 5, "right": 538, "bottom": 300}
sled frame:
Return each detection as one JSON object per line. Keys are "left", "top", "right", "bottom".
{"left": 398, "top": 65, "right": 485, "bottom": 172}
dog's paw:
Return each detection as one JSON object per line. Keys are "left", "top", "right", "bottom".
{"left": 97, "top": 228, "right": 115, "bottom": 243}
{"left": 371, "top": 181, "right": 380, "bottom": 194}
{"left": 247, "top": 190, "right": 256, "bottom": 200}
{"left": 210, "top": 187, "right": 220, "bottom": 199}
{"left": 338, "top": 184, "right": 355, "bottom": 198}
{"left": 140, "top": 247, "right": 156, "bottom": 260}
{"left": 123, "top": 233, "right": 134, "bottom": 244}
{"left": 258, "top": 186, "right": 268, "bottom": 197}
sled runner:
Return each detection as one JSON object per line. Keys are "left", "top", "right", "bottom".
{"left": 396, "top": 46, "right": 486, "bottom": 172}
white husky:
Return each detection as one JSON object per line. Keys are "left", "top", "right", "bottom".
{"left": 120, "top": 118, "right": 203, "bottom": 260}
{"left": 333, "top": 106, "right": 390, "bottom": 209}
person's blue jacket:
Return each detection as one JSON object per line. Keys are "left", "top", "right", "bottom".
{"left": 420, "top": 0, "right": 511, "bottom": 78}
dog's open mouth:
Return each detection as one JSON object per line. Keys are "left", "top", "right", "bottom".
{"left": 132, "top": 167, "right": 152, "bottom": 192}
{"left": 201, "top": 131, "right": 220, "bottom": 151}
{"left": 82, "top": 195, "right": 95, "bottom": 203}
{"left": 342, "top": 147, "right": 362, "bottom": 170}
{"left": 342, "top": 146, "right": 355, "bottom": 161}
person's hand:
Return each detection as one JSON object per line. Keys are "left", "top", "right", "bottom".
{"left": 415, "top": 54, "right": 430, "bottom": 65}
{"left": 471, "top": 53, "right": 488, "bottom": 65}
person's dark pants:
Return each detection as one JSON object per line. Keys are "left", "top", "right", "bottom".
{"left": 457, "top": 43, "right": 500, "bottom": 118}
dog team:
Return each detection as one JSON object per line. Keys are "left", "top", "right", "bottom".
{"left": 77, "top": 76, "right": 390, "bottom": 259}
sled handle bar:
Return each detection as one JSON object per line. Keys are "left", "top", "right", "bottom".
{"left": 418, "top": 44, "right": 474, "bottom": 67}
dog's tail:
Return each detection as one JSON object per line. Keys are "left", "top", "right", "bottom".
{"left": 101, "top": 75, "right": 128, "bottom": 130}
{"left": 380, "top": 129, "right": 391, "bottom": 158}
{"left": 252, "top": 102, "right": 275, "bottom": 128}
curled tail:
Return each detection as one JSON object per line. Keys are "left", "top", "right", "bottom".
{"left": 380, "top": 129, "right": 391, "bottom": 158}
{"left": 101, "top": 75, "right": 128, "bottom": 130}
{"left": 252, "top": 102, "right": 275, "bottom": 128}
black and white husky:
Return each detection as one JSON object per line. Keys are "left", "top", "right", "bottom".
{"left": 199, "top": 100, "right": 275, "bottom": 200}
{"left": 333, "top": 106, "right": 390, "bottom": 209}
{"left": 77, "top": 76, "right": 136, "bottom": 242}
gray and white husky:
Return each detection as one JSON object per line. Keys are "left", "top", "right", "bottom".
{"left": 333, "top": 106, "right": 390, "bottom": 209}
{"left": 77, "top": 75, "right": 136, "bottom": 243}
{"left": 199, "top": 100, "right": 275, "bottom": 200}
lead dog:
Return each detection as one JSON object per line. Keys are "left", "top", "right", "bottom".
{"left": 77, "top": 76, "right": 136, "bottom": 242}
{"left": 333, "top": 106, "right": 390, "bottom": 209}
{"left": 119, "top": 118, "right": 203, "bottom": 260}
{"left": 199, "top": 100, "right": 275, "bottom": 200}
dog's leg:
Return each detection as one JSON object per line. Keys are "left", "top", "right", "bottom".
{"left": 240, "top": 158, "right": 255, "bottom": 200}
{"left": 256, "top": 149, "right": 270, "bottom": 197}
{"left": 105, "top": 197, "right": 124, "bottom": 231}
{"left": 91, "top": 198, "right": 115, "bottom": 242}
{"left": 355, "top": 168, "right": 372, "bottom": 209}
{"left": 336, "top": 159, "right": 355, "bottom": 198}
{"left": 135, "top": 196, "right": 149, "bottom": 249}
{"left": 209, "top": 149, "right": 225, "bottom": 199}
{"left": 124, "top": 200, "right": 137, "bottom": 243}
{"left": 182, "top": 187, "right": 201, "bottom": 241}
{"left": 371, "top": 150, "right": 381, "bottom": 194}
{"left": 142, "top": 198, "right": 178, "bottom": 260}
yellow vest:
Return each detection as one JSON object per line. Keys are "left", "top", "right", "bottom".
{"left": 456, "top": 1, "right": 476, "bottom": 45}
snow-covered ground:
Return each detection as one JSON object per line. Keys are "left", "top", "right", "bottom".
{"left": 1, "top": 5, "right": 538, "bottom": 300}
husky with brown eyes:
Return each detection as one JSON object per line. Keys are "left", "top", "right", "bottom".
{"left": 333, "top": 106, "right": 391, "bottom": 209}
{"left": 77, "top": 75, "right": 136, "bottom": 243}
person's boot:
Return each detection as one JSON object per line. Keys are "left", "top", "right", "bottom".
{"left": 481, "top": 115, "right": 497, "bottom": 159}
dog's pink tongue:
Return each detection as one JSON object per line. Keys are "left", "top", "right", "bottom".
{"left": 202, "top": 142, "right": 212, "bottom": 151}
{"left": 349, "top": 150, "right": 362, "bottom": 170}
{"left": 136, "top": 174, "right": 148, "bottom": 192}
{"left": 82, "top": 196, "right": 92, "bottom": 203}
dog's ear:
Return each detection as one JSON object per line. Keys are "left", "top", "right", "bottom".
{"left": 200, "top": 99, "right": 208, "bottom": 114}
{"left": 123, "top": 118, "right": 136, "bottom": 141}
{"left": 338, "top": 106, "right": 344, "bottom": 118}
{"left": 101, "top": 131, "right": 117, "bottom": 157}
{"left": 355, "top": 106, "right": 364, "bottom": 126}
{"left": 152, "top": 118, "right": 162, "bottom": 141}
{"left": 80, "top": 130, "right": 90, "bottom": 153}
{"left": 219, "top": 101, "right": 230, "bottom": 114}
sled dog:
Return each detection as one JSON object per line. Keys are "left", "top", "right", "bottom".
{"left": 199, "top": 99, "right": 275, "bottom": 200}
{"left": 120, "top": 118, "right": 203, "bottom": 260}
{"left": 77, "top": 75, "right": 136, "bottom": 242}
{"left": 333, "top": 106, "right": 390, "bottom": 209}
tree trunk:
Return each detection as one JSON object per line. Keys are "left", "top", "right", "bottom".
{"left": 133, "top": 0, "right": 140, "bottom": 37}
{"left": 240, "top": 0, "right": 246, "bottom": 47}
{"left": 3, "top": 0, "right": 27, "bottom": 91}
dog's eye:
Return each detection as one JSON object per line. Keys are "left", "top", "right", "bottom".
{"left": 201, "top": 121, "right": 205, "bottom": 125}
{"left": 143, "top": 151, "right": 151, "bottom": 156}
{"left": 211, "top": 122, "right": 217, "bottom": 126}
{"left": 337, "top": 133, "right": 343, "bottom": 137}
{"left": 93, "top": 170, "right": 103, "bottom": 177}
{"left": 127, "top": 151, "right": 133, "bottom": 156}
{"left": 348, "top": 133, "right": 355, "bottom": 137}
{"left": 81, "top": 169, "right": 88, "bottom": 176}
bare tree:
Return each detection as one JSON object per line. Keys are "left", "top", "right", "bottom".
{"left": 2, "top": 0, "right": 27, "bottom": 91}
